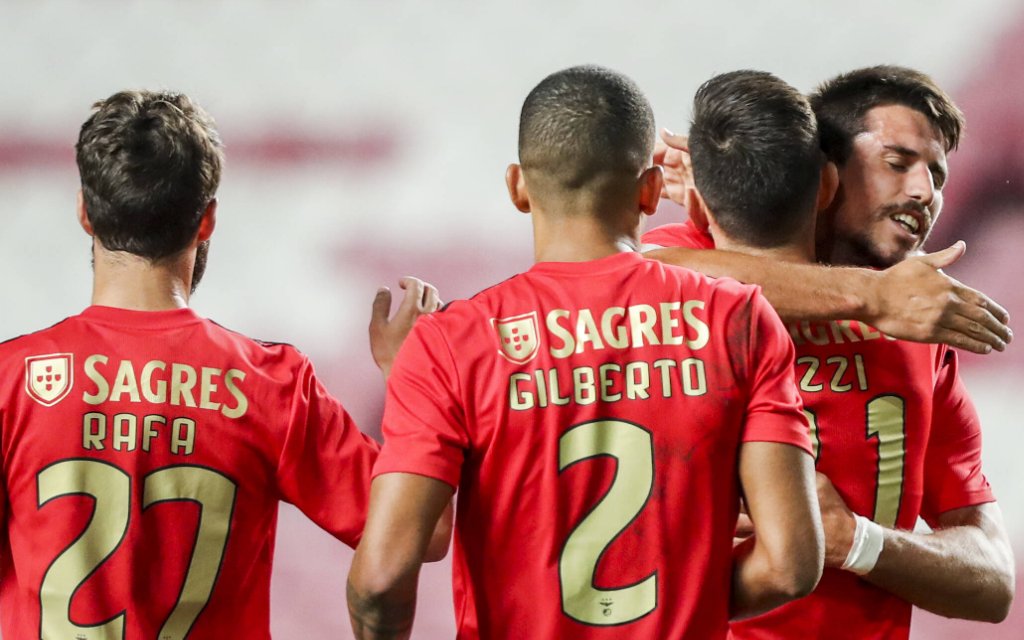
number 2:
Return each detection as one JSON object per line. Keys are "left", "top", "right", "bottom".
{"left": 37, "top": 459, "right": 237, "bottom": 639}
{"left": 558, "top": 419, "right": 656, "bottom": 626}
{"left": 804, "top": 394, "right": 906, "bottom": 527}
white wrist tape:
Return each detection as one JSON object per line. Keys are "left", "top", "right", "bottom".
{"left": 841, "top": 514, "right": 884, "bottom": 575}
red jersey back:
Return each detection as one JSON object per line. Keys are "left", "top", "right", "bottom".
{"left": 641, "top": 222, "right": 995, "bottom": 639}
{"left": 730, "top": 321, "right": 992, "bottom": 640}
{"left": 375, "top": 252, "right": 811, "bottom": 640}
{"left": 640, "top": 220, "right": 715, "bottom": 250}
{"left": 0, "top": 305, "right": 378, "bottom": 639}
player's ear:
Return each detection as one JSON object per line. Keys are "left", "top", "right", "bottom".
{"left": 197, "top": 199, "right": 217, "bottom": 242}
{"left": 76, "top": 190, "right": 95, "bottom": 236}
{"left": 638, "top": 165, "right": 664, "bottom": 216}
{"left": 686, "top": 187, "right": 711, "bottom": 232}
{"left": 817, "top": 160, "right": 839, "bottom": 213}
{"left": 505, "top": 164, "right": 531, "bottom": 213}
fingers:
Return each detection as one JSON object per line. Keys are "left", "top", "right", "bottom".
{"left": 397, "top": 276, "right": 425, "bottom": 317}
{"left": 659, "top": 128, "right": 689, "bottom": 151}
{"left": 420, "top": 283, "right": 441, "bottom": 312}
{"left": 370, "top": 287, "right": 392, "bottom": 329}
{"left": 917, "top": 241, "right": 966, "bottom": 270}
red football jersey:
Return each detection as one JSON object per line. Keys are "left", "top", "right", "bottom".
{"left": 641, "top": 224, "right": 995, "bottom": 640}
{"left": 640, "top": 220, "right": 715, "bottom": 251}
{"left": 0, "top": 306, "right": 379, "bottom": 639}
{"left": 375, "top": 251, "right": 812, "bottom": 640}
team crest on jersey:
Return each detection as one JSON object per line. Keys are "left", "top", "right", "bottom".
{"left": 25, "top": 354, "right": 73, "bottom": 407}
{"left": 492, "top": 312, "right": 540, "bottom": 365}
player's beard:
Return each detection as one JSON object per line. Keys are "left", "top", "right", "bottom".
{"left": 191, "top": 240, "right": 209, "bottom": 295}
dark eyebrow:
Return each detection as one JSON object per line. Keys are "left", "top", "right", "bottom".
{"left": 882, "top": 144, "right": 919, "bottom": 157}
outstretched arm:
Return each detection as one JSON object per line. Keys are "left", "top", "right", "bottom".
{"left": 817, "top": 475, "right": 1014, "bottom": 622}
{"left": 645, "top": 243, "right": 1011, "bottom": 354}
{"left": 347, "top": 473, "right": 455, "bottom": 640}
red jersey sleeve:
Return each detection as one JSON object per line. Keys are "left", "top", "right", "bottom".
{"left": 920, "top": 348, "right": 994, "bottom": 525}
{"left": 641, "top": 220, "right": 716, "bottom": 250}
{"left": 275, "top": 355, "right": 380, "bottom": 547}
{"left": 374, "top": 318, "right": 469, "bottom": 489}
{"left": 742, "top": 293, "right": 812, "bottom": 454}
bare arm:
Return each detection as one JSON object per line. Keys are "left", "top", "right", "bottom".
{"left": 644, "top": 244, "right": 1010, "bottom": 355}
{"left": 347, "top": 473, "right": 455, "bottom": 640}
{"left": 817, "top": 475, "right": 1015, "bottom": 622}
{"left": 731, "top": 442, "right": 824, "bottom": 620}
{"left": 369, "top": 277, "right": 441, "bottom": 379}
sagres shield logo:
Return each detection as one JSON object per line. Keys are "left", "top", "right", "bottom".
{"left": 25, "top": 353, "right": 73, "bottom": 407}
{"left": 492, "top": 312, "right": 540, "bottom": 365}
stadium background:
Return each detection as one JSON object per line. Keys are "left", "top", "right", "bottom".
{"left": 1, "top": 1, "right": 1022, "bottom": 637}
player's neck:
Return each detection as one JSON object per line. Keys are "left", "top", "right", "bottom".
{"left": 90, "top": 242, "right": 194, "bottom": 311}
{"left": 532, "top": 209, "right": 640, "bottom": 263}
{"left": 712, "top": 231, "right": 816, "bottom": 265}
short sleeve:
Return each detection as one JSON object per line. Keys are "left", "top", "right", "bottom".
{"left": 275, "top": 356, "right": 380, "bottom": 548}
{"left": 641, "top": 221, "right": 716, "bottom": 251}
{"left": 920, "top": 348, "right": 994, "bottom": 526}
{"left": 374, "top": 317, "right": 469, "bottom": 490}
{"left": 741, "top": 293, "right": 813, "bottom": 454}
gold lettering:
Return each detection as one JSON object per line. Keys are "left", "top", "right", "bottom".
{"left": 510, "top": 373, "right": 534, "bottom": 410}
{"left": 599, "top": 364, "right": 622, "bottom": 402}
{"left": 625, "top": 362, "right": 650, "bottom": 400}
{"left": 141, "top": 360, "right": 167, "bottom": 403}
{"left": 861, "top": 323, "right": 883, "bottom": 341}
{"left": 652, "top": 359, "right": 676, "bottom": 398}
{"left": 171, "top": 364, "right": 198, "bottom": 408}
{"left": 112, "top": 413, "right": 137, "bottom": 452}
{"left": 797, "top": 356, "right": 823, "bottom": 392}
{"left": 548, "top": 369, "right": 570, "bottom": 406}
{"left": 170, "top": 418, "right": 196, "bottom": 456}
{"left": 109, "top": 360, "right": 141, "bottom": 403}
{"left": 142, "top": 415, "right": 165, "bottom": 452}
{"left": 682, "top": 301, "right": 709, "bottom": 350}
{"left": 82, "top": 412, "right": 106, "bottom": 450}
{"left": 83, "top": 354, "right": 110, "bottom": 405}
{"left": 533, "top": 369, "right": 548, "bottom": 407}
{"left": 547, "top": 310, "right": 575, "bottom": 358}
{"left": 681, "top": 358, "right": 707, "bottom": 396}
{"left": 827, "top": 356, "right": 852, "bottom": 392}
{"left": 830, "top": 321, "right": 861, "bottom": 344}
{"left": 800, "top": 322, "right": 830, "bottom": 346}
{"left": 575, "top": 310, "right": 604, "bottom": 354}
{"left": 660, "top": 302, "right": 683, "bottom": 346}
{"left": 200, "top": 367, "right": 222, "bottom": 411}
{"left": 572, "top": 367, "right": 596, "bottom": 405}
{"left": 601, "top": 307, "right": 628, "bottom": 349}
{"left": 628, "top": 305, "right": 660, "bottom": 348}
{"left": 221, "top": 369, "right": 248, "bottom": 419}
{"left": 854, "top": 354, "right": 868, "bottom": 390}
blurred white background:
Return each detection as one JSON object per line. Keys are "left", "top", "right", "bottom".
{"left": 1, "top": 1, "right": 1022, "bottom": 637}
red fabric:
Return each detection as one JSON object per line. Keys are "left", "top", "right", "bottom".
{"left": 730, "top": 324, "right": 992, "bottom": 640}
{"left": 0, "top": 305, "right": 378, "bottom": 639}
{"left": 376, "top": 251, "right": 810, "bottom": 640}
{"left": 641, "top": 220, "right": 715, "bottom": 250}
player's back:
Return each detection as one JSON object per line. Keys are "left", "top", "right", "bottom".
{"left": 0, "top": 305, "right": 377, "bottom": 639}
{"left": 380, "top": 252, "right": 808, "bottom": 639}
{"left": 730, "top": 320, "right": 992, "bottom": 640}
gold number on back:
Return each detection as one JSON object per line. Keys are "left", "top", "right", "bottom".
{"left": 144, "top": 466, "right": 237, "bottom": 640}
{"left": 558, "top": 419, "right": 656, "bottom": 626}
{"left": 37, "top": 461, "right": 238, "bottom": 639}
{"left": 37, "top": 459, "right": 130, "bottom": 640}
{"left": 865, "top": 395, "right": 906, "bottom": 528}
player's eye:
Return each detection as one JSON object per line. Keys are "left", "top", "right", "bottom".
{"left": 886, "top": 161, "right": 908, "bottom": 172}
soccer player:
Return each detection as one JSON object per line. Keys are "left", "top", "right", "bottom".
{"left": 644, "top": 68, "right": 1014, "bottom": 639}
{"left": 347, "top": 65, "right": 824, "bottom": 640}
{"left": 0, "top": 90, "right": 440, "bottom": 639}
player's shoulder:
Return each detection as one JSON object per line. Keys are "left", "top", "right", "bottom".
{"left": 202, "top": 317, "right": 310, "bottom": 371}
{"left": 0, "top": 315, "right": 78, "bottom": 364}
{"left": 641, "top": 220, "right": 715, "bottom": 250}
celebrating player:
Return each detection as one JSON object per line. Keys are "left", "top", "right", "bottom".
{"left": 0, "top": 90, "right": 440, "bottom": 639}
{"left": 644, "top": 68, "right": 1014, "bottom": 638}
{"left": 347, "top": 65, "right": 824, "bottom": 640}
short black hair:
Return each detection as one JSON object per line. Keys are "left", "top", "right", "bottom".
{"left": 689, "top": 70, "right": 821, "bottom": 248}
{"left": 809, "top": 65, "right": 964, "bottom": 165}
{"left": 76, "top": 90, "right": 224, "bottom": 260}
{"left": 519, "top": 65, "right": 655, "bottom": 197}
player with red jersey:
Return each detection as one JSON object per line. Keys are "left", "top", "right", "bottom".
{"left": 0, "top": 90, "right": 439, "bottom": 639}
{"left": 642, "top": 68, "right": 1013, "bottom": 638}
{"left": 347, "top": 66, "right": 824, "bottom": 640}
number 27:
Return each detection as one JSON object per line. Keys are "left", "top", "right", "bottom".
{"left": 37, "top": 459, "right": 237, "bottom": 640}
